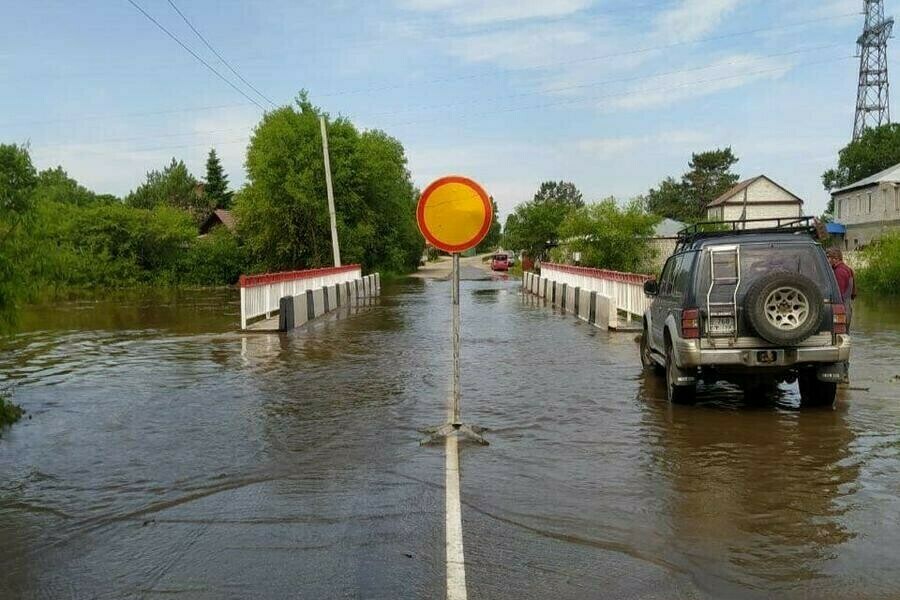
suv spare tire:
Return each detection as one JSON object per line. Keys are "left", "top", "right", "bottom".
{"left": 743, "top": 270, "right": 823, "bottom": 345}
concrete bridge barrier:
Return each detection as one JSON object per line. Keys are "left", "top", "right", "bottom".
{"left": 240, "top": 266, "right": 380, "bottom": 332}
{"left": 522, "top": 263, "right": 651, "bottom": 330}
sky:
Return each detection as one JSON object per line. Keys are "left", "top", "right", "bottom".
{"left": 1, "top": 0, "right": 896, "bottom": 219}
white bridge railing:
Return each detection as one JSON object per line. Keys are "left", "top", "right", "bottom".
{"left": 239, "top": 265, "right": 363, "bottom": 329}
{"left": 538, "top": 262, "right": 653, "bottom": 320}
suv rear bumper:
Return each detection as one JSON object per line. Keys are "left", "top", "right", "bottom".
{"left": 673, "top": 335, "right": 851, "bottom": 369}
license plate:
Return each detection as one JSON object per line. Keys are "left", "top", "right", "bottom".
{"left": 708, "top": 317, "right": 734, "bottom": 335}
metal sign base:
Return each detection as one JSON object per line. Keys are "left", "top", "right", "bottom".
{"left": 420, "top": 253, "right": 489, "bottom": 446}
{"left": 420, "top": 423, "right": 488, "bottom": 446}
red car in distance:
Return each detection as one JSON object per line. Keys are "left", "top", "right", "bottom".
{"left": 490, "top": 253, "right": 510, "bottom": 271}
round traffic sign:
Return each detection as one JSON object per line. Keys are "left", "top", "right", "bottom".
{"left": 416, "top": 176, "right": 492, "bottom": 253}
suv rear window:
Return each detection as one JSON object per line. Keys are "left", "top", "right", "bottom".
{"left": 697, "top": 243, "right": 830, "bottom": 297}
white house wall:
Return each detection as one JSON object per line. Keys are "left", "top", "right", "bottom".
{"left": 832, "top": 183, "right": 900, "bottom": 248}
{"left": 707, "top": 178, "right": 802, "bottom": 227}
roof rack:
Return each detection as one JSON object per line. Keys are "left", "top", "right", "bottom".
{"left": 675, "top": 217, "right": 822, "bottom": 252}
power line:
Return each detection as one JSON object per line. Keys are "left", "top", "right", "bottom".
{"left": 25, "top": 43, "right": 847, "bottom": 149}
{"left": 34, "top": 137, "right": 250, "bottom": 158}
{"left": 165, "top": 0, "right": 278, "bottom": 108}
{"left": 125, "top": 0, "right": 266, "bottom": 111}
{"left": 23, "top": 50, "right": 853, "bottom": 155}
{"left": 367, "top": 42, "right": 851, "bottom": 119}
{"left": 3, "top": 10, "right": 858, "bottom": 130}
{"left": 382, "top": 54, "right": 855, "bottom": 127}
{"left": 318, "top": 12, "right": 860, "bottom": 98}
{"left": 29, "top": 126, "right": 253, "bottom": 150}
{"left": 0, "top": 102, "right": 253, "bottom": 129}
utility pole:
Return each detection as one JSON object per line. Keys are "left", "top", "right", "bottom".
{"left": 320, "top": 115, "right": 341, "bottom": 267}
{"left": 853, "top": 0, "right": 894, "bottom": 140}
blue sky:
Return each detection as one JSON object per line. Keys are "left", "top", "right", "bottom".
{"left": 1, "top": 0, "right": 895, "bottom": 218}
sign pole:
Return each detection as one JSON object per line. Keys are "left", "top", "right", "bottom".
{"left": 450, "top": 252, "right": 461, "bottom": 425}
{"left": 421, "top": 252, "right": 487, "bottom": 445}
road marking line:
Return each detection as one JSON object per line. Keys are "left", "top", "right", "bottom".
{"left": 445, "top": 434, "right": 468, "bottom": 600}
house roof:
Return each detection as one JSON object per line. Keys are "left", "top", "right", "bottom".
{"left": 199, "top": 209, "right": 236, "bottom": 234}
{"left": 707, "top": 175, "right": 804, "bottom": 208}
{"left": 832, "top": 162, "right": 900, "bottom": 194}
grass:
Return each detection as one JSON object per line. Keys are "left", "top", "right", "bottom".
{"left": 0, "top": 394, "right": 23, "bottom": 429}
{"left": 858, "top": 233, "right": 900, "bottom": 295}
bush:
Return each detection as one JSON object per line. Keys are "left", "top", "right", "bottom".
{"left": 858, "top": 233, "right": 900, "bottom": 295}
{"left": 175, "top": 228, "right": 247, "bottom": 286}
{"left": 552, "top": 198, "right": 661, "bottom": 273}
{"left": 0, "top": 395, "right": 23, "bottom": 428}
{"left": 22, "top": 200, "right": 198, "bottom": 289}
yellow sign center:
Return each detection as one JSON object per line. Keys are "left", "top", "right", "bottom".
{"left": 422, "top": 182, "right": 487, "bottom": 247}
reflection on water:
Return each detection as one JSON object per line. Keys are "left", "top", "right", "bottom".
{"left": 0, "top": 283, "right": 898, "bottom": 598}
{"left": 639, "top": 373, "right": 858, "bottom": 591}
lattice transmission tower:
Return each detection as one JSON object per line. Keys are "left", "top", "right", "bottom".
{"left": 853, "top": 0, "right": 894, "bottom": 140}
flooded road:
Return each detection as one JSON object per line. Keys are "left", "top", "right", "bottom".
{"left": 1, "top": 280, "right": 899, "bottom": 599}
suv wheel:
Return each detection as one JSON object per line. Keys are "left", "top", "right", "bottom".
{"left": 798, "top": 369, "right": 837, "bottom": 407}
{"left": 640, "top": 328, "right": 661, "bottom": 373}
{"left": 665, "top": 343, "right": 696, "bottom": 404}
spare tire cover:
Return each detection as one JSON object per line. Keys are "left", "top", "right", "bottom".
{"left": 743, "top": 270, "right": 823, "bottom": 345}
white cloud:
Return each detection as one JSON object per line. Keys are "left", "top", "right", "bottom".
{"left": 576, "top": 130, "right": 710, "bottom": 159}
{"left": 446, "top": 23, "right": 594, "bottom": 69}
{"left": 397, "top": 0, "right": 593, "bottom": 25}
{"left": 600, "top": 53, "right": 793, "bottom": 111}
{"left": 653, "top": 0, "right": 742, "bottom": 43}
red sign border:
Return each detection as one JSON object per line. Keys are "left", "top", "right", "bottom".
{"left": 416, "top": 175, "right": 492, "bottom": 253}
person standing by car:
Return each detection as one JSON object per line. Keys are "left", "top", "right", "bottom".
{"left": 827, "top": 248, "right": 856, "bottom": 328}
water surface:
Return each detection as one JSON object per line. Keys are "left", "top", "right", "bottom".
{"left": 1, "top": 283, "right": 898, "bottom": 599}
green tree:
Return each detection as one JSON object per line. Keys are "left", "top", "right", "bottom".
{"left": 644, "top": 148, "right": 740, "bottom": 222}
{"left": 236, "top": 92, "right": 422, "bottom": 273}
{"left": 0, "top": 143, "right": 37, "bottom": 332}
{"left": 126, "top": 158, "right": 211, "bottom": 222}
{"left": 533, "top": 180, "right": 584, "bottom": 209}
{"left": 33, "top": 166, "right": 111, "bottom": 206}
{"left": 476, "top": 196, "right": 502, "bottom": 253}
{"left": 553, "top": 199, "right": 660, "bottom": 272}
{"left": 502, "top": 181, "right": 586, "bottom": 258}
{"left": 822, "top": 124, "right": 900, "bottom": 214}
{"left": 204, "top": 148, "right": 232, "bottom": 209}
{"left": 642, "top": 176, "right": 687, "bottom": 221}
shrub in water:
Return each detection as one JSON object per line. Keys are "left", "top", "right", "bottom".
{"left": 858, "top": 232, "right": 900, "bottom": 295}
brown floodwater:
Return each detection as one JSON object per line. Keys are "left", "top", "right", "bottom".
{"left": 0, "top": 280, "right": 898, "bottom": 599}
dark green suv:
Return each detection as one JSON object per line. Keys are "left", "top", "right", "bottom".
{"left": 640, "top": 219, "right": 851, "bottom": 406}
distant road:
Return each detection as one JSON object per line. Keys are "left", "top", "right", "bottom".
{"left": 412, "top": 254, "right": 498, "bottom": 281}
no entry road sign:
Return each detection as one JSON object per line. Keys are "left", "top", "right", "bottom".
{"left": 416, "top": 176, "right": 492, "bottom": 254}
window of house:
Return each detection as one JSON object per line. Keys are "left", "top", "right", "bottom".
{"left": 867, "top": 192, "right": 872, "bottom": 213}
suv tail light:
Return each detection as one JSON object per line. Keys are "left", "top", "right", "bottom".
{"left": 682, "top": 308, "right": 700, "bottom": 339}
{"left": 832, "top": 303, "right": 847, "bottom": 334}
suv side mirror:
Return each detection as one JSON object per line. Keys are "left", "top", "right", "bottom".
{"left": 644, "top": 279, "right": 659, "bottom": 296}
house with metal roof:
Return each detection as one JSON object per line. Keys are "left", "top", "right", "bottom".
{"left": 705, "top": 175, "right": 803, "bottom": 228}
{"left": 830, "top": 162, "right": 900, "bottom": 248}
